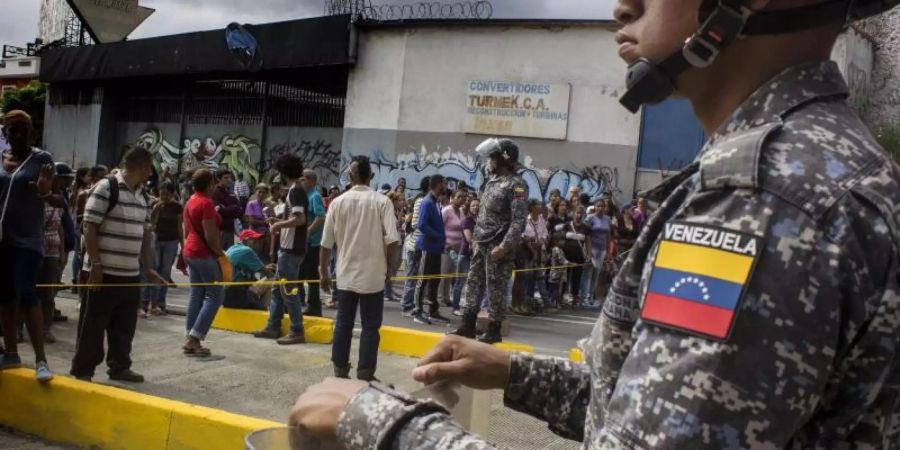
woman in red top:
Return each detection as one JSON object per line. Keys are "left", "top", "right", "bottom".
{"left": 182, "top": 169, "right": 226, "bottom": 357}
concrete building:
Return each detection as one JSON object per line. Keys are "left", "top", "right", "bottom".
{"left": 343, "top": 20, "right": 643, "bottom": 201}
{"left": 36, "top": 13, "right": 881, "bottom": 202}
{"left": 0, "top": 56, "right": 40, "bottom": 95}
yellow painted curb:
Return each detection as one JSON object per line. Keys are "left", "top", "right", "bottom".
{"left": 569, "top": 348, "right": 584, "bottom": 362}
{"left": 379, "top": 326, "right": 534, "bottom": 358}
{"left": 0, "top": 368, "right": 280, "bottom": 450}
{"left": 212, "top": 307, "right": 333, "bottom": 344}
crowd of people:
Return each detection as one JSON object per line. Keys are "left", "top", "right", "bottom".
{"left": 0, "top": 107, "right": 647, "bottom": 383}
{"left": 392, "top": 178, "right": 649, "bottom": 322}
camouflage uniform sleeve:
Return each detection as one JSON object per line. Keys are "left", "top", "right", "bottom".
{"left": 498, "top": 178, "right": 528, "bottom": 256}
{"left": 337, "top": 384, "right": 499, "bottom": 450}
{"left": 597, "top": 188, "right": 892, "bottom": 448}
{"left": 503, "top": 352, "right": 591, "bottom": 441}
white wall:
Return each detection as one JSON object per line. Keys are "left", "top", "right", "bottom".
{"left": 345, "top": 23, "right": 641, "bottom": 201}
{"left": 43, "top": 102, "right": 103, "bottom": 168}
{"left": 0, "top": 57, "right": 40, "bottom": 79}
{"left": 856, "top": 10, "right": 900, "bottom": 129}
{"left": 831, "top": 28, "right": 875, "bottom": 114}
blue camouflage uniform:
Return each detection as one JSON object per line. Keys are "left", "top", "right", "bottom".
{"left": 335, "top": 61, "right": 900, "bottom": 449}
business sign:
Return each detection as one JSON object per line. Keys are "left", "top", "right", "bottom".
{"left": 465, "top": 80, "right": 571, "bottom": 140}
{"left": 67, "top": 0, "right": 155, "bottom": 43}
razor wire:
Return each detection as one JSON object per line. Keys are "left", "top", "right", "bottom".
{"left": 326, "top": 0, "right": 494, "bottom": 21}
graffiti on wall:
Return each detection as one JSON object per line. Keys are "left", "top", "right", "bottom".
{"left": 136, "top": 128, "right": 261, "bottom": 185}
{"left": 343, "top": 145, "right": 622, "bottom": 201}
{"left": 261, "top": 139, "right": 341, "bottom": 185}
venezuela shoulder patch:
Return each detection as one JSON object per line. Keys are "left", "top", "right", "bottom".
{"left": 640, "top": 220, "right": 762, "bottom": 341}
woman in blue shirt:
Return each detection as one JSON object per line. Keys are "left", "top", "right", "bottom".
{"left": 0, "top": 110, "right": 57, "bottom": 381}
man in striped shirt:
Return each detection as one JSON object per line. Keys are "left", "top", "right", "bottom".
{"left": 70, "top": 146, "right": 164, "bottom": 383}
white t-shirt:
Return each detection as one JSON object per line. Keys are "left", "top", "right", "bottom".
{"left": 321, "top": 185, "right": 400, "bottom": 294}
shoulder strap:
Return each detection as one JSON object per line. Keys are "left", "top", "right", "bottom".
{"left": 105, "top": 175, "right": 120, "bottom": 215}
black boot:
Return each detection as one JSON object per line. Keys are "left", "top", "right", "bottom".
{"left": 357, "top": 367, "right": 378, "bottom": 382}
{"left": 477, "top": 321, "right": 503, "bottom": 344}
{"left": 334, "top": 364, "right": 351, "bottom": 379}
{"left": 448, "top": 311, "right": 478, "bottom": 338}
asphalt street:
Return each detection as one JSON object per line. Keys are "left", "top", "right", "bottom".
{"left": 161, "top": 272, "right": 598, "bottom": 357}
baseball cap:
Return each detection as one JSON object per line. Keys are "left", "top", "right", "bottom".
{"left": 239, "top": 230, "right": 264, "bottom": 241}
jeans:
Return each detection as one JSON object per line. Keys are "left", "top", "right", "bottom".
{"left": 451, "top": 252, "right": 470, "bottom": 310}
{"left": 153, "top": 239, "right": 179, "bottom": 309}
{"left": 71, "top": 228, "right": 82, "bottom": 283}
{"left": 332, "top": 290, "right": 383, "bottom": 371}
{"left": 438, "top": 252, "right": 453, "bottom": 304}
{"left": 298, "top": 246, "right": 321, "bottom": 316}
{"left": 401, "top": 248, "right": 422, "bottom": 311}
{"left": 569, "top": 267, "right": 583, "bottom": 299}
{"left": 139, "top": 238, "right": 155, "bottom": 306}
{"left": 185, "top": 257, "right": 223, "bottom": 340}
{"left": 384, "top": 246, "right": 403, "bottom": 301}
{"left": 266, "top": 250, "right": 305, "bottom": 334}
{"left": 415, "top": 251, "right": 442, "bottom": 315}
{"left": 582, "top": 249, "right": 606, "bottom": 303}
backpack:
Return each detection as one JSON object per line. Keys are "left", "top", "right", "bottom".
{"left": 103, "top": 175, "right": 150, "bottom": 215}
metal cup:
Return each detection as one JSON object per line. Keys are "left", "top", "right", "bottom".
{"left": 244, "top": 427, "right": 341, "bottom": 450}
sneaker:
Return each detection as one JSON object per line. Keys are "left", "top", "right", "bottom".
{"left": 253, "top": 328, "right": 280, "bottom": 339}
{"left": 276, "top": 332, "right": 306, "bottom": 345}
{"left": 138, "top": 310, "right": 149, "bottom": 319}
{"left": 0, "top": 353, "right": 22, "bottom": 369}
{"left": 150, "top": 307, "right": 167, "bottom": 316}
{"left": 36, "top": 361, "right": 53, "bottom": 382}
{"left": 428, "top": 313, "right": 451, "bottom": 325}
{"left": 44, "top": 331, "right": 57, "bottom": 344}
{"left": 411, "top": 312, "right": 432, "bottom": 325}
{"left": 109, "top": 369, "right": 145, "bottom": 383}
{"left": 400, "top": 308, "right": 414, "bottom": 317}
{"left": 74, "top": 375, "right": 92, "bottom": 382}
{"left": 452, "top": 309, "right": 462, "bottom": 316}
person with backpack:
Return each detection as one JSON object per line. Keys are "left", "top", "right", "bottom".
{"left": 70, "top": 146, "right": 164, "bottom": 383}
{"left": 181, "top": 169, "right": 227, "bottom": 357}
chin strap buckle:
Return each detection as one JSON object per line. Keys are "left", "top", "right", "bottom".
{"left": 683, "top": 0, "right": 753, "bottom": 68}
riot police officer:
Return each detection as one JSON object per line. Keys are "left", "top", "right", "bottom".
{"left": 289, "top": 1, "right": 900, "bottom": 448}
{"left": 450, "top": 137, "right": 528, "bottom": 344}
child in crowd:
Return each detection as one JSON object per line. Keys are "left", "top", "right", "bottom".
{"left": 546, "top": 237, "right": 569, "bottom": 310}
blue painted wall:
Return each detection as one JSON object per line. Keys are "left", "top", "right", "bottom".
{"left": 638, "top": 98, "right": 705, "bottom": 172}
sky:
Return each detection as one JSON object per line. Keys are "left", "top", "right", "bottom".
{"left": 0, "top": 0, "right": 615, "bottom": 47}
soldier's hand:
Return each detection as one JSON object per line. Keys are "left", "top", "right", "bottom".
{"left": 412, "top": 335, "right": 511, "bottom": 390}
{"left": 490, "top": 246, "right": 506, "bottom": 262}
{"left": 289, "top": 378, "right": 368, "bottom": 441}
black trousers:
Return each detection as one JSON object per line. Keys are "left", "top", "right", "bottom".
{"left": 300, "top": 245, "right": 322, "bottom": 316}
{"left": 70, "top": 273, "right": 140, "bottom": 378}
{"left": 415, "top": 252, "right": 442, "bottom": 315}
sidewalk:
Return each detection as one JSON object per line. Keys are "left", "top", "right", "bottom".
{"left": 0, "top": 428, "right": 72, "bottom": 449}
{"left": 10, "top": 297, "right": 579, "bottom": 450}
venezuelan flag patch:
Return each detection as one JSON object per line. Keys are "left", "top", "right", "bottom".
{"left": 640, "top": 221, "right": 761, "bottom": 341}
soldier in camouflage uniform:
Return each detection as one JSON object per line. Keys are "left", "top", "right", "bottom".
{"left": 289, "top": 1, "right": 900, "bottom": 448}
{"left": 450, "top": 137, "right": 528, "bottom": 344}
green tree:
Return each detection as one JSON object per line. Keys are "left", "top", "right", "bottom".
{"left": 875, "top": 125, "right": 900, "bottom": 163}
{"left": 0, "top": 81, "right": 47, "bottom": 148}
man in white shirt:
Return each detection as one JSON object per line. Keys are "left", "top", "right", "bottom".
{"left": 320, "top": 155, "right": 400, "bottom": 381}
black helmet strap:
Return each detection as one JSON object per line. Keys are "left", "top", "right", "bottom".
{"left": 620, "top": 0, "right": 855, "bottom": 113}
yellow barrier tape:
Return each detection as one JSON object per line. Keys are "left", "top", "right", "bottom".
{"left": 37, "top": 263, "right": 589, "bottom": 289}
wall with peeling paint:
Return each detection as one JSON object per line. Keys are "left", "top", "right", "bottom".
{"left": 344, "top": 23, "right": 641, "bottom": 202}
